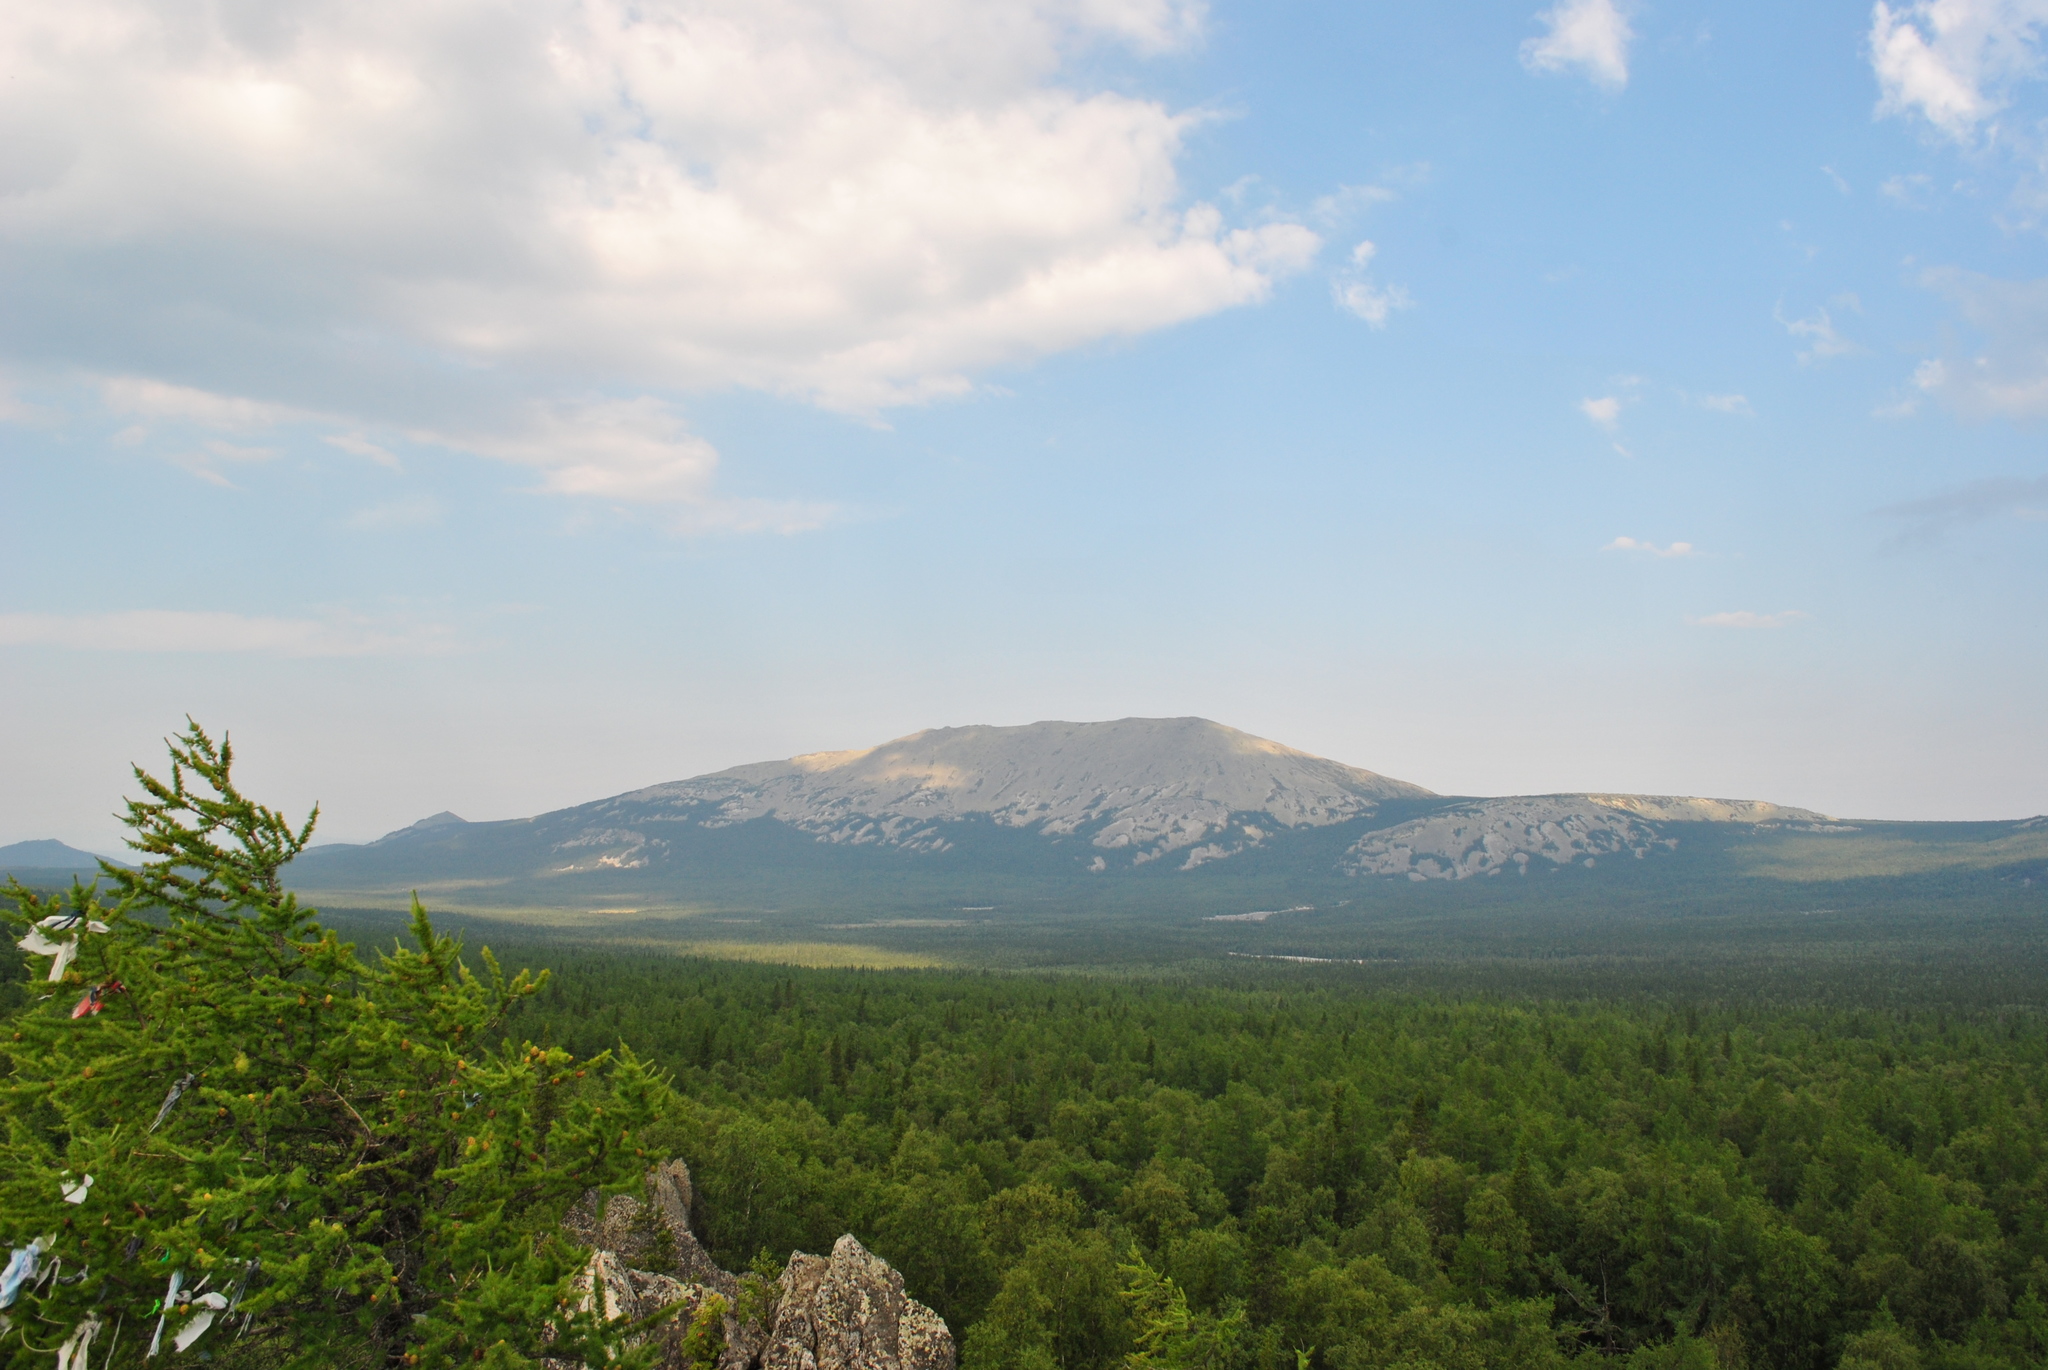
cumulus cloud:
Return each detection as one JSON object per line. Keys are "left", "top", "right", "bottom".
{"left": 0, "top": 610, "right": 455, "bottom": 656}
{"left": 0, "top": 0, "right": 1312, "bottom": 419}
{"left": 1698, "top": 392, "right": 1753, "bottom": 414}
{"left": 1522, "top": 0, "right": 1634, "bottom": 90}
{"left": 1691, "top": 610, "right": 1809, "bottom": 628}
{"left": 1331, "top": 241, "right": 1412, "bottom": 327}
{"left": 1869, "top": 0, "right": 2048, "bottom": 141}
{"left": 1604, "top": 536, "right": 1697, "bottom": 556}
{"left": 1878, "top": 471, "right": 2048, "bottom": 540}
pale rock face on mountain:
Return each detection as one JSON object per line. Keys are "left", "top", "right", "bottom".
{"left": 592, "top": 717, "right": 1432, "bottom": 870}
{"left": 1342, "top": 794, "right": 1835, "bottom": 881}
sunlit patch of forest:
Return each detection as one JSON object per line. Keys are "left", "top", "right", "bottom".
{"left": 493, "top": 952, "right": 2048, "bottom": 1370}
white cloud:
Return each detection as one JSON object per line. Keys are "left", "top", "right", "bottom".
{"left": 93, "top": 376, "right": 307, "bottom": 484}
{"left": 325, "top": 433, "right": 401, "bottom": 470}
{"left": 1604, "top": 536, "right": 1697, "bottom": 556}
{"left": 166, "top": 439, "right": 283, "bottom": 489}
{"left": 1823, "top": 165, "right": 1853, "bottom": 193}
{"left": 1881, "top": 171, "right": 1935, "bottom": 205}
{"left": 1330, "top": 241, "right": 1411, "bottom": 327}
{"left": 1, "top": 0, "right": 1315, "bottom": 427}
{"left": 1907, "top": 268, "right": 2048, "bottom": 415}
{"left": 1869, "top": 0, "right": 2048, "bottom": 141}
{"left": 100, "top": 377, "right": 310, "bottom": 430}
{"left": 1311, "top": 185, "right": 1399, "bottom": 226}
{"left": 1691, "top": 609, "right": 1809, "bottom": 628}
{"left": 1579, "top": 396, "right": 1622, "bottom": 429}
{"left": 1775, "top": 306, "right": 1861, "bottom": 363}
{"left": 1698, "top": 392, "right": 1753, "bottom": 414}
{"left": 426, "top": 400, "right": 719, "bottom": 505}
{"left": 0, "top": 610, "right": 455, "bottom": 656}
{"left": 85, "top": 373, "right": 821, "bottom": 527}
{"left": 1522, "top": 0, "right": 1634, "bottom": 90}
{"left": 414, "top": 397, "right": 835, "bottom": 531}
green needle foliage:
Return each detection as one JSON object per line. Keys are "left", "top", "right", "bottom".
{"left": 0, "top": 722, "right": 664, "bottom": 1368}
{"left": 1118, "top": 1251, "right": 1244, "bottom": 1370}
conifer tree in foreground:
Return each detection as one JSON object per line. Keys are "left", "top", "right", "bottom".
{"left": 0, "top": 722, "right": 663, "bottom": 1368}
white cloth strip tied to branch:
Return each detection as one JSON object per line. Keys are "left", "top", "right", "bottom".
{"left": 0, "top": 1240, "right": 42, "bottom": 1308}
{"left": 17, "top": 914, "right": 110, "bottom": 983}
{"left": 170, "top": 1293, "right": 230, "bottom": 1353}
{"left": 54, "top": 1313, "right": 99, "bottom": 1370}
{"left": 146, "top": 1270, "right": 182, "bottom": 1358}
{"left": 38, "top": 913, "right": 108, "bottom": 934}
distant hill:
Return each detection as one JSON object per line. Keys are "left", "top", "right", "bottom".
{"left": 0, "top": 839, "right": 122, "bottom": 881}
{"left": 277, "top": 716, "right": 2048, "bottom": 922}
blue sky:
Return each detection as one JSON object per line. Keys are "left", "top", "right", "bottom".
{"left": 4, "top": 0, "right": 2047, "bottom": 850}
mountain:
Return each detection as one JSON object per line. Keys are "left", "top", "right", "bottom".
{"left": 0, "top": 839, "right": 122, "bottom": 880}
{"left": 281, "top": 716, "right": 2004, "bottom": 919}
{"left": 368, "top": 811, "right": 468, "bottom": 844}
{"left": 601, "top": 717, "right": 1432, "bottom": 870}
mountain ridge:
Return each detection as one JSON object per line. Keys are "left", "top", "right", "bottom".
{"left": 285, "top": 716, "right": 1894, "bottom": 905}
{"left": 0, "top": 839, "right": 126, "bottom": 878}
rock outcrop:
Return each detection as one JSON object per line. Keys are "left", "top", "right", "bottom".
{"left": 554, "top": 1159, "right": 954, "bottom": 1370}
{"left": 1339, "top": 793, "right": 1838, "bottom": 881}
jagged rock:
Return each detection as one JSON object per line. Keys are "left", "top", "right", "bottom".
{"left": 575, "top": 1250, "right": 636, "bottom": 1323}
{"left": 558, "top": 1159, "right": 953, "bottom": 1370}
{"left": 764, "top": 1236, "right": 954, "bottom": 1370}
{"left": 898, "top": 1303, "right": 953, "bottom": 1370}
{"left": 762, "top": 1254, "right": 830, "bottom": 1370}
{"left": 564, "top": 1158, "right": 735, "bottom": 1297}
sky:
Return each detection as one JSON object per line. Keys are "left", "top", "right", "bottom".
{"left": 4, "top": 0, "right": 2048, "bottom": 851}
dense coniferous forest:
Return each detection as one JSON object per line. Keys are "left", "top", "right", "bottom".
{"left": 484, "top": 951, "right": 2048, "bottom": 1370}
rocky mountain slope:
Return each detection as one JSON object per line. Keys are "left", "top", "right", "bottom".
{"left": 592, "top": 717, "right": 1431, "bottom": 870}
{"left": 1343, "top": 794, "right": 1839, "bottom": 882}
{"left": 553, "top": 1157, "right": 951, "bottom": 1370}
{"left": 287, "top": 716, "right": 1863, "bottom": 900}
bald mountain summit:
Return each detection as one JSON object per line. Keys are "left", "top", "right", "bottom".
{"left": 281, "top": 718, "right": 2047, "bottom": 922}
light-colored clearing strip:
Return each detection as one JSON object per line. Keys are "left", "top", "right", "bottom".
{"left": 667, "top": 941, "right": 946, "bottom": 969}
